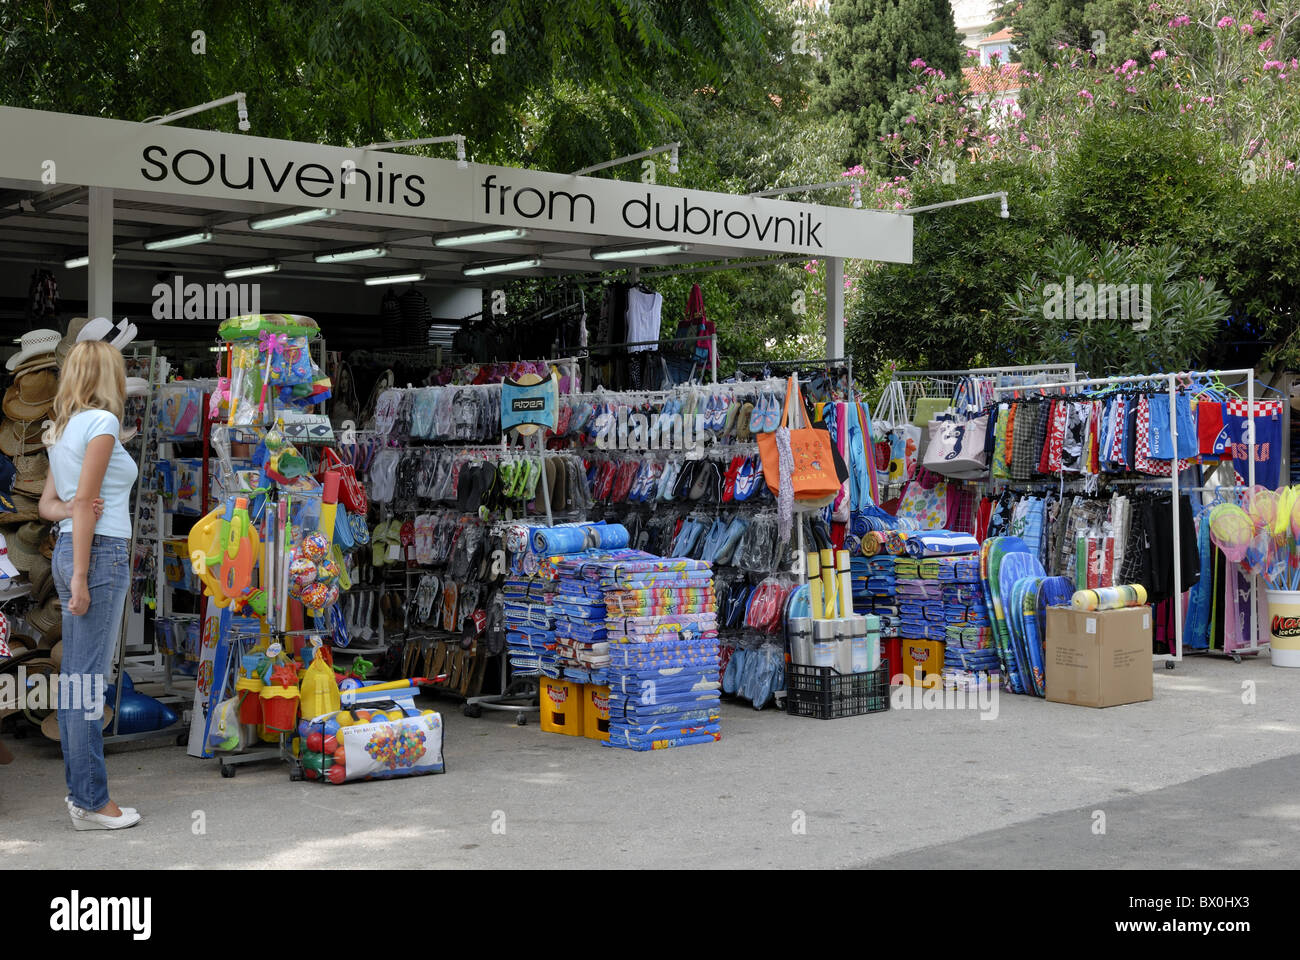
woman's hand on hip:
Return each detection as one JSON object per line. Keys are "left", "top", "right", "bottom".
{"left": 52, "top": 497, "right": 103, "bottom": 522}
{"left": 68, "top": 575, "right": 91, "bottom": 616}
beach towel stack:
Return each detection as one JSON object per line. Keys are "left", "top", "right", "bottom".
{"left": 897, "top": 578, "right": 944, "bottom": 640}
{"left": 852, "top": 555, "right": 899, "bottom": 637}
{"left": 547, "top": 549, "right": 720, "bottom": 751}
{"left": 905, "top": 529, "right": 980, "bottom": 558}
{"left": 503, "top": 574, "right": 559, "bottom": 677}
{"left": 942, "top": 642, "right": 1001, "bottom": 691}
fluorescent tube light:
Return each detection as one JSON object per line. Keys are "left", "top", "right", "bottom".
{"left": 434, "top": 228, "right": 528, "bottom": 248}
{"left": 461, "top": 257, "right": 541, "bottom": 277}
{"left": 63, "top": 253, "right": 117, "bottom": 269}
{"left": 249, "top": 208, "right": 339, "bottom": 230}
{"left": 314, "top": 246, "right": 388, "bottom": 264}
{"left": 224, "top": 262, "right": 280, "bottom": 278}
{"left": 590, "top": 243, "right": 691, "bottom": 261}
{"left": 364, "top": 271, "right": 424, "bottom": 286}
{"left": 143, "top": 229, "right": 213, "bottom": 251}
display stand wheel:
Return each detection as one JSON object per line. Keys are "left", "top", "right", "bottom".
{"left": 514, "top": 714, "right": 527, "bottom": 727}
{"left": 1165, "top": 661, "right": 1176, "bottom": 670}
{"left": 220, "top": 762, "right": 235, "bottom": 779}
{"left": 463, "top": 703, "right": 483, "bottom": 719}
{"left": 288, "top": 767, "right": 305, "bottom": 782}
{"left": 175, "top": 732, "right": 188, "bottom": 747}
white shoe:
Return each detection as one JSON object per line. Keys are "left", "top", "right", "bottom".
{"left": 70, "top": 805, "right": 141, "bottom": 831}
{"left": 67, "top": 796, "right": 137, "bottom": 815}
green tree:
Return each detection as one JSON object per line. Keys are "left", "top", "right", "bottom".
{"left": 993, "top": 0, "right": 1144, "bottom": 66}
{"left": 813, "top": 0, "right": 963, "bottom": 165}
{"left": 0, "top": 0, "right": 774, "bottom": 167}
{"left": 1002, "top": 238, "right": 1228, "bottom": 375}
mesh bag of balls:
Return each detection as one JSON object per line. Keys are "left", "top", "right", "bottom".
{"left": 299, "top": 701, "right": 445, "bottom": 784}
{"left": 288, "top": 532, "right": 343, "bottom": 612}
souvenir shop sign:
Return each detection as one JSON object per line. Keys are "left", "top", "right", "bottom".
{"left": 0, "top": 106, "right": 913, "bottom": 263}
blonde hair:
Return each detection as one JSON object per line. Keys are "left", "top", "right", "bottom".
{"left": 48, "top": 340, "right": 126, "bottom": 444}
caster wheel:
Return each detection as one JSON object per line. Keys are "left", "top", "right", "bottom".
{"left": 289, "top": 768, "right": 305, "bottom": 782}
{"left": 175, "top": 733, "right": 188, "bottom": 747}
{"left": 1165, "top": 661, "right": 1176, "bottom": 670}
{"left": 1232, "top": 655, "right": 1242, "bottom": 664}
{"left": 220, "top": 764, "right": 235, "bottom": 779}
{"left": 463, "top": 703, "right": 483, "bottom": 719}
{"left": 514, "top": 714, "right": 527, "bottom": 726}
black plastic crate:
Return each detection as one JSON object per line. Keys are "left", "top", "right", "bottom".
{"left": 785, "top": 659, "right": 891, "bottom": 720}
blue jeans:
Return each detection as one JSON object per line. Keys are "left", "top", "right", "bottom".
{"left": 52, "top": 533, "right": 130, "bottom": 811}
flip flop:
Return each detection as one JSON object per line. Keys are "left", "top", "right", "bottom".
{"left": 736, "top": 402, "right": 754, "bottom": 442}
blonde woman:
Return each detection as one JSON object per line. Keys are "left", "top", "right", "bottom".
{"left": 38, "top": 340, "right": 140, "bottom": 830}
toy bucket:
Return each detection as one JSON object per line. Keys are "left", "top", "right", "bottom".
{"left": 260, "top": 685, "right": 300, "bottom": 732}
{"left": 235, "top": 677, "right": 264, "bottom": 724}
{"left": 1266, "top": 590, "right": 1300, "bottom": 667}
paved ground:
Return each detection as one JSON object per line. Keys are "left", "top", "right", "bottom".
{"left": 2, "top": 652, "right": 1297, "bottom": 869}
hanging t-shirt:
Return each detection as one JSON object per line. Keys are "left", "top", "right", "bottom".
{"left": 625, "top": 288, "right": 663, "bottom": 353}
{"left": 1195, "top": 399, "right": 1232, "bottom": 460}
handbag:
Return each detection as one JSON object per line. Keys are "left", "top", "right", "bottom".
{"left": 922, "top": 411, "right": 990, "bottom": 479}
{"left": 318, "top": 446, "right": 368, "bottom": 514}
{"left": 897, "top": 473, "right": 949, "bottom": 530}
{"left": 758, "top": 377, "right": 841, "bottom": 502}
{"left": 876, "top": 379, "right": 921, "bottom": 485}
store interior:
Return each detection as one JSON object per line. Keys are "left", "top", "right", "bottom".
{"left": 1, "top": 107, "right": 1298, "bottom": 783}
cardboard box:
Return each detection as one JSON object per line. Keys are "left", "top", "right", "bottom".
{"left": 1045, "top": 606, "right": 1153, "bottom": 708}
{"left": 900, "top": 638, "right": 944, "bottom": 687}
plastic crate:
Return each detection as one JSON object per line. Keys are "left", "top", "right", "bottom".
{"left": 785, "top": 659, "right": 891, "bottom": 720}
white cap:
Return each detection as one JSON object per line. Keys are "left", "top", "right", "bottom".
{"left": 0, "top": 534, "right": 20, "bottom": 579}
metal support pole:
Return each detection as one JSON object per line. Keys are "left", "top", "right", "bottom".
{"left": 88, "top": 187, "right": 113, "bottom": 319}
{"left": 825, "top": 257, "right": 845, "bottom": 362}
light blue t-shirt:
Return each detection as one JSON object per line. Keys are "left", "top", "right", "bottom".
{"left": 49, "top": 409, "right": 138, "bottom": 539}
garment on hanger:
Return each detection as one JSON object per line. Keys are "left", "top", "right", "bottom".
{"left": 625, "top": 286, "right": 663, "bottom": 353}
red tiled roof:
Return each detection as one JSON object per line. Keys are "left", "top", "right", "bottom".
{"left": 962, "top": 64, "right": 1024, "bottom": 95}
{"left": 980, "top": 27, "right": 1015, "bottom": 43}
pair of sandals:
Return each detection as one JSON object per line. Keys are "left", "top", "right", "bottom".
{"left": 369, "top": 519, "right": 404, "bottom": 567}
{"left": 747, "top": 391, "right": 785, "bottom": 435}
{"left": 722, "top": 454, "right": 766, "bottom": 503}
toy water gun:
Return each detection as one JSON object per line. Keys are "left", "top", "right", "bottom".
{"left": 339, "top": 677, "right": 439, "bottom": 710}
{"left": 221, "top": 496, "right": 260, "bottom": 598}
{"left": 189, "top": 504, "right": 233, "bottom": 607}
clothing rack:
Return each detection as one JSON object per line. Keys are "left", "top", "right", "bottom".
{"left": 992, "top": 368, "right": 1262, "bottom": 664}
{"left": 735, "top": 356, "right": 854, "bottom": 397}
{"left": 583, "top": 333, "right": 718, "bottom": 386}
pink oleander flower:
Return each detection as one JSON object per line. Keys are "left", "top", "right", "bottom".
{"left": 1286, "top": 160, "right": 1296, "bottom": 170}
{"left": 966, "top": 49, "right": 979, "bottom": 58}
{"left": 1251, "top": 10, "right": 1269, "bottom": 22}
{"left": 804, "top": 261, "right": 818, "bottom": 273}
{"left": 911, "top": 58, "right": 926, "bottom": 68}
{"left": 1241, "top": 23, "right": 1254, "bottom": 34}
{"left": 894, "top": 201, "right": 905, "bottom": 208}
{"left": 1031, "top": 144, "right": 1042, "bottom": 152}
{"left": 1152, "top": 48, "right": 1168, "bottom": 60}
{"left": 1126, "top": 85, "right": 1138, "bottom": 93}
{"left": 1259, "top": 38, "right": 1274, "bottom": 52}
{"left": 904, "top": 115, "right": 917, "bottom": 124}
{"left": 1079, "top": 89, "right": 1094, "bottom": 99}
{"left": 1019, "top": 133, "right": 1028, "bottom": 142}
{"left": 1217, "top": 16, "right": 1234, "bottom": 28}
{"left": 1120, "top": 58, "right": 1138, "bottom": 73}
{"left": 1169, "top": 15, "right": 1191, "bottom": 27}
